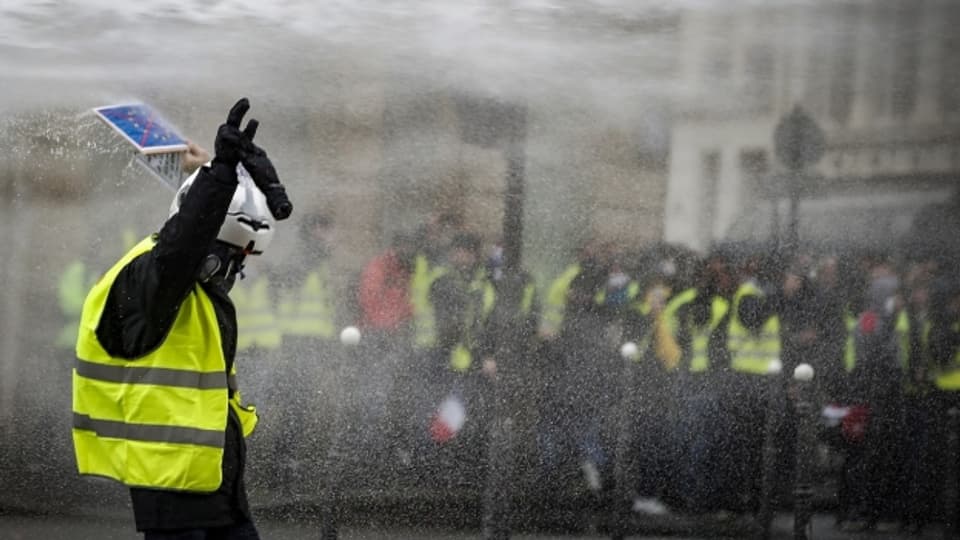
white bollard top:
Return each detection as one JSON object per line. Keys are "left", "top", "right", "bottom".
{"left": 793, "top": 362, "right": 815, "bottom": 382}
{"left": 620, "top": 341, "right": 639, "bottom": 360}
{"left": 339, "top": 325, "right": 361, "bottom": 346}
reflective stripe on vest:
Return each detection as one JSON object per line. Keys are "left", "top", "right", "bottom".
{"left": 72, "top": 236, "right": 257, "bottom": 492}
{"left": 234, "top": 276, "right": 281, "bottom": 350}
{"left": 538, "top": 264, "right": 580, "bottom": 336}
{"left": 278, "top": 268, "right": 336, "bottom": 340}
{"left": 935, "top": 321, "right": 960, "bottom": 391}
{"left": 411, "top": 255, "right": 448, "bottom": 348}
{"left": 450, "top": 270, "right": 496, "bottom": 372}
{"left": 843, "top": 312, "right": 857, "bottom": 373}
{"left": 520, "top": 282, "right": 537, "bottom": 316}
{"left": 664, "top": 289, "right": 729, "bottom": 373}
{"left": 895, "top": 310, "right": 910, "bottom": 371}
{"left": 728, "top": 282, "right": 780, "bottom": 375}
{"left": 693, "top": 296, "right": 729, "bottom": 372}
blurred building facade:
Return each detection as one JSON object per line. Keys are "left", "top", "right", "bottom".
{"left": 664, "top": 1, "right": 960, "bottom": 252}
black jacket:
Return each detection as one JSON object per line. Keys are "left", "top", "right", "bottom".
{"left": 94, "top": 162, "right": 252, "bottom": 531}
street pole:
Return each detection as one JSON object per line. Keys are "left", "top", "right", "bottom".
{"left": 787, "top": 172, "right": 801, "bottom": 255}
{"left": 773, "top": 105, "right": 825, "bottom": 256}
{"left": 482, "top": 102, "right": 527, "bottom": 540}
{"left": 757, "top": 360, "right": 783, "bottom": 540}
{"left": 319, "top": 327, "right": 362, "bottom": 540}
{"left": 792, "top": 363, "right": 816, "bottom": 540}
{"left": 609, "top": 341, "right": 641, "bottom": 540}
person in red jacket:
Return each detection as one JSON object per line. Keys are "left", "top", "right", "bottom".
{"left": 349, "top": 232, "right": 418, "bottom": 476}
{"left": 358, "top": 232, "right": 416, "bottom": 332}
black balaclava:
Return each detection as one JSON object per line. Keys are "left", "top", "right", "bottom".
{"left": 197, "top": 240, "right": 247, "bottom": 293}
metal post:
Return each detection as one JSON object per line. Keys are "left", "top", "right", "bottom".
{"left": 482, "top": 103, "right": 527, "bottom": 540}
{"left": 944, "top": 407, "right": 960, "bottom": 540}
{"left": 609, "top": 342, "right": 640, "bottom": 540}
{"left": 319, "top": 327, "right": 361, "bottom": 539}
{"left": 482, "top": 369, "right": 515, "bottom": 540}
{"left": 792, "top": 364, "right": 816, "bottom": 540}
{"left": 787, "top": 176, "right": 800, "bottom": 253}
{"left": 757, "top": 363, "right": 783, "bottom": 540}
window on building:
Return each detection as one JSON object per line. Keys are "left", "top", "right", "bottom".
{"left": 699, "top": 151, "right": 721, "bottom": 242}
{"left": 740, "top": 149, "right": 770, "bottom": 199}
{"left": 704, "top": 15, "right": 733, "bottom": 83}
{"left": 829, "top": 4, "right": 858, "bottom": 125}
{"left": 745, "top": 44, "right": 775, "bottom": 113}
{"left": 891, "top": 3, "right": 920, "bottom": 119}
{"left": 805, "top": 25, "right": 831, "bottom": 117}
{"left": 865, "top": 3, "right": 896, "bottom": 117}
{"left": 940, "top": 9, "right": 960, "bottom": 115}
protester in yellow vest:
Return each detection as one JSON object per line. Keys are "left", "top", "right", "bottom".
{"left": 665, "top": 251, "right": 736, "bottom": 514}
{"left": 278, "top": 213, "right": 337, "bottom": 343}
{"left": 425, "top": 233, "right": 491, "bottom": 433}
{"left": 72, "top": 99, "right": 289, "bottom": 538}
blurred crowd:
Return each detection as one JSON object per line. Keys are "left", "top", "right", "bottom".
{"left": 55, "top": 210, "right": 960, "bottom": 534}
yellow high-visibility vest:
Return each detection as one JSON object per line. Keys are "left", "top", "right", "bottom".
{"left": 935, "top": 322, "right": 960, "bottom": 391}
{"left": 842, "top": 311, "right": 857, "bottom": 373}
{"left": 277, "top": 266, "right": 336, "bottom": 340}
{"left": 728, "top": 282, "right": 780, "bottom": 375}
{"left": 664, "top": 288, "right": 730, "bottom": 373}
{"left": 234, "top": 275, "right": 281, "bottom": 351}
{"left": 411, "top": 255, "right": 448, "bottom": 349}
{"left": 72, "top": 236, "right": 257, "bottom": 492}
{"left": 538, "top": 264, "right": 581, "bottom": 336}
{"left": 450, "top": 270, "right": 496, "bottom": 372}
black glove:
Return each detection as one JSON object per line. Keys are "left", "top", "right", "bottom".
{"left": 240, "top": 140, "right": 293, "bottom": 220}
{"left": 213, "top": 98, "right": 257, "bottom": 169}
{"left": 213, "top": 98, "right": 293, "bottom": 220}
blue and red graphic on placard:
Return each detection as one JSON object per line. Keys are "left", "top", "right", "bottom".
{"left": 94, "top": 104, "right": 187, "bottom": 153}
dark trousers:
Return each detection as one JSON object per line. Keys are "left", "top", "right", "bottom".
{"left": 144, "top": 521, "right": 260, "bottom": 540}
{"left": 900, "top": 393, "right": 939, "bottom": 526}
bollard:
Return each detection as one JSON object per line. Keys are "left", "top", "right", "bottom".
{"left": 792, "top": 363, "right": 816, "bottom": 540}
{"left": 944, "top": 407, "right": 960, "bottom": 540}
{"left": 319, "top": 326, "right": 362, "bottom": 540}
{"left": 482, "top": 372, "right": 515, "bottom": 540}
{"left": 609, "top": 341, "right": 640, "bottom": 540}
{"left": 757, "top": 359, "right": 783, "bottom": 540}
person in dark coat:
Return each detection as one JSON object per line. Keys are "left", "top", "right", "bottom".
{"left": 72, "top": 99, "right": 289, "bottom": 539}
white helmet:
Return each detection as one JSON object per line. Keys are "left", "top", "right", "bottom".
{"left": 170, "top": 164, "right": 275, "bottom": 255}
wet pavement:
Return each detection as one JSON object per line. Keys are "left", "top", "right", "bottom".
{"left": 0, "top": 511, "right": 947, "bottom": 540}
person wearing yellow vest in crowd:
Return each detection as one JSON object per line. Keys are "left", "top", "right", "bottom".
{"left": 842, "top": 256, "right": 904, "bottom": 532}
{"left": 267, "top": 213, "right": 338, "bottom": 494}
{"left": 478, "top": 243, "right": 541, "bottom": 495}
{"left": 339, "top": 231, "right": 418, "bottom": 480}
{"left": 550, "top": 245, "right": 619, "bottom": 493}
{"left": 617, "top": 256, "right": 684, "bottom": 518}
{"left": 721, "top": 252, "right": 781, "bottom": 514}
{"left": 928, "top": 274, "right": 960, "bottom": 534}
{"left": 895, "top": 260, "right": 941, "bottom": 535}
{"left": 229, "top": 267, "right": 281, "bottom": 479}
{"left": 764, "top": 257, "right": 837, "bottom": 511}
{"left": 71, "top": 99, "right": 290, "bottom": 539}
{"left": 667, "top": 251, "right": 735, "bottom": 515}
{"left": 410, "top": 213, "right": 463, "bottom": 355}
{"left": 428, "top": 232, "right": 496, "bottom": 485}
